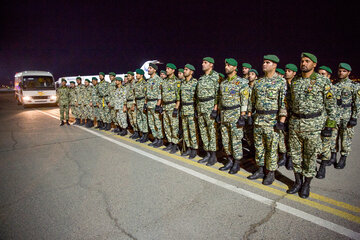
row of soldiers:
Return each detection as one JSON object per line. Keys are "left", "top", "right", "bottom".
{"left": 56, "top": 53, "right": 358, "bottom": 199}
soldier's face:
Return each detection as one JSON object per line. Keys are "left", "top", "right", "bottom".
{"left": 116, "top": 80, "right": 121, "bottom": 86}
{"left": 110, "top": 75, "right": 115, "bottom": 81}
{"left": 178, "top": 72, "right": 184, "bottom": 79}
{"left": 123, "top": 77, "right": 128, "bottom": 83}
{"left": 242, "top": 67, "right": 250, "bottom": 75}
{"left": 285, "top": 69, "right": 297, "bottom": 79}
{"left": 92, "top": 80, "right": 97, "bottom": 85}
{"left": 136, "top": 74, "right": 142, "bottom": 80}
{"left": 248, "top": 72, "right": 257, "bottom": 81}
{"left": 202, "top": 61, "right": 213, "bottom": 72}
{"left": 338, "top": 69, "right": 350, "bottom": 79}
{"left": 99, "top": 75, "right": 104, "bottom": 80}
{"left": 184, "top": 68, "right": 192, "bottom": 77}
{"left": 300, "top": 57, "right": 317, "bottom": 73}
{"left": 85, "top": 81, "right": 89, "bottom": 86}
{"left": 127, "top": 74, "right": 133, "bottom": 81}
{"left": 318, "top": 69, "right": 331, "bottom": 78}
{"left": 262, "top": 60, "right": 276, "bottom": 73}
{"left": 76, "top": 79, "right": 81, "bottom": 85}
{"left": 148, "top": 66, "right": 155, "bottom": 75}
{"left": 166, "top": 67, "right": 175, "bottom": 76}
{"left": 225, "top": 63, "right": 236, "bottom": 74}
{"left": 160, "top": 73, "right": 166, "bottom": 79}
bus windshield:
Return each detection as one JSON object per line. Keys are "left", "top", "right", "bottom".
{"left": 22, "top": 76, "right": 55, "bottom": 90}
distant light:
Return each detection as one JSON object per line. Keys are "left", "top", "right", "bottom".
{"left": 50, "top": 95, "right": 57, "bottom": 101}
{"left": 23, "top": 96, "right": 31, "bottom": 101}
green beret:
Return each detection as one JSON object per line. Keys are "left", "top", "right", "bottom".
{"left": 127, "top": 71, "right": 134, "bottom": 76}
{"left": 178, "top": 68, "right": 184, "bottom": 73}
{"left": 160, "top": 70, "right": 166, "bottom": 74}
{"left": 339, "top": 63, "right": 352, "bottom": 71}
{"left": 76, "top": 76, "right": 81, "bottom": 80}
{"left": 85, "top": 79, "right": 91, "bottom": 83}
{"left": 242, "top": 63, "right": 252, "bottom": 68}
{"left": 301, "top": 52, "right": 317, "bottom": 63}
{"left": 149, "top": 63, "right": 158, "bottom": 71}
{"left": 264, "top": 55, "right": 280, "bottom": 63}
{"left": 166, "top": 63, "right": 177, "bottom": 70}
{"left": 92, "top": 77, "right": 98, "bottom": 81}
{"left": 225, "top": 58, "right": 238, "bottom": 67}
{"left": 319, "top": 66, "right": 333, "bottom": 74}
{"left": 219, "top": 73, "right": 225, "bottom": 78}
{"left": 109, "top": 72, "right": 116, "bottom": 76}
{"left": 115, "top": 77, "right": 123, "bottom": 81}
{"left": 285, "top": 63, "right": 298, "bottom": 72}
{"left": 184, "top": 64, "right": 195, "bottom": 71}
{"left": 249, "top": 69, "right": 259, "bottom": 76}
{"left": 276, "top": 68, "right": 285, "bottom": 75}
{"left": 99, "top": 72, "right": 105, "bottom": 76}
{"left": 203, "top": 57, "right": 215, "bottom": 64}
{"left": 70, "top": 81, "right": 75, "bottom": 84}
{"left": 135, "top": 69, "right": 145, "bottom": 75}
{"left": 61, "top": 78, "right": 67, "bottom": 83}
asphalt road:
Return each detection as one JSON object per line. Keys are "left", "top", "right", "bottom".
{"left": 0, "top": 92, "right": 360, "bottom": 240}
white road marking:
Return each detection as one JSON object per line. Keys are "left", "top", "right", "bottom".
{"left": 36, "top": 109, "right": 360, "bottom": 240}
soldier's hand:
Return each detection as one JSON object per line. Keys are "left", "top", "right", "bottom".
{"left": 178, "top": 129, "right": 183, "bottom": 139}
{"left": 210, "top": 109, "right": 217, "bottom": 119}
{"left": 236, "top": 116, "right": 246, "bottom": 127}
{"left": 89, "top": 102, "right": 92, "bottom": 107}
{"left": 172, "top": 108, "right": 178, "bottom": 117}
{"left": 159, "top": 106, "right": 163, "bottom": 114}
{"left": 108, "top": 103, "right": 111, "bottom": 107}
{"left": 246, "top": 116, "right": 253, "bottom": 126}
{"left": 155, "top": 105, "right": 161, "bottom": 113}
{"left": 131, "top": 105, "right": 135, "bottom": 111}
{"left": 216, "top": 114, "right": 221, "bottom": 124}
{"left": 274, "top": 122, "right": 285, "bottom": 131}
{"left": 348, "top": 118, "right": 357, "bottom": 127}
{"left": 321, "top": 127, "right": 332, "bottom": 137}
{"left": 143, "top": 103, "right": 148, "bottom": 113}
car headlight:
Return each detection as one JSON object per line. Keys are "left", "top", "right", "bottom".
{"left": 50, "top": 95, "right": 57, "bottom": 101}
{"left": 23, "top": 96, "right": 31, "bottom": 101}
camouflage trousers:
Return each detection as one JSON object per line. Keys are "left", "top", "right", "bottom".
{"left": 278, "top": 131, "right": 287, "bottom": 154}
{"left": 76, "top": 104, "right": 84, "bottom": 119}
{"left": 244, "top": 124, "right": 254, "bottom": 149}
{"left": 116, "top": 109, "right": 128, "bottom": 129}
{"left": 83, "top": 105, "right": 93, "bottom": 119}
{"left": 336, "top": 120, "right": 355, "bottom": 156}
{"left": 70, "top": 104, "right": 77, "bottom": 118}
{"left": 198, "top": 111, "right": 217, "bottom": 152}
{"left": 320, "top": 127, "right": 337, "bottom": 161}
{"left": 127, "top": 104, "right": 138, "bottom": 132}
{"left": 92, "top": 106, "right": 101, "bottom": 121}
{"left": 289, "top": 130, "right": 321, "bottom": 178}
{"left": 136, "top": 100, "right": 148, "bottom": 133}
{"left": 163, "top": 110, "right": 179, "bottom": 144}
{"left": 59, "top": 104, "right": 69, "bottom": 121}
{"left": 221, "top": 122, "right": 243, "bottom": 160}
{"left": 147, "top": 108, "right": 163, "bottom": 139}
{"left": 100, "top": 102, "right": 111, "bottom": 123}
{"left": 182, "top": 114, "right": 198, "bottom": 149}
{"left": 110, "top": 108, "right": 117, "bottom": 125}
{"left": 254, "top": 126, "right": 280, "bottom": 171}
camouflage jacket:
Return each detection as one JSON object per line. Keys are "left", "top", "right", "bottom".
{"left": 69, "top": 87, "right": 76, "bottom": 105}
{"left": 219, "top": 75, "right": 249, "bottom": 123}
{"left": 82, "top": 85, "right": 93, "bottom": 105}
{"left": 146, "top": 74, "right": 162, "bottom": 109}
{"left": 56, "top": 86, "right": 69, "bottom": 105}
{"left": 114, "top": 85, "right": 127, "bottom": 110}
{"left": 180, "top": 77, "right": 197, "bottom": 116}
{"left": 288, "top": 72, "right": 337, "bottom": 131}
{"left": 97, "top": 80, "right": 110, "bottom": 102}
{"left": 196, "top": 70, "right": 220, "bottom": 114}
{"left": 91, "top": 84, "right": 100, "bottom": 106}
{"left": 75, "top": 84, "right": 85, "bottom": 104}
{"left": 134, "top": 78, "right": 147, "bottom": 110}
{"left": 125, "top": 81, "right": 136, "bottom": 107}
{"left": 250, "top": 73, "right": 287, "bottom": 127}
{"left": 335, "top": 77, "right": 360, "bottom": 122}
{"left": 161, "top": 75, "right": 181, "bottom": 110}
{"left": 108, "top": 80, "right": 117, "bottom": 106}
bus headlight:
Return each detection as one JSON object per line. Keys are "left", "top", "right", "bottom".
{"left": 50, "top": 95, "right": 57, "bottom": 101}
{"left": 23, "top": 96, "right": 31, "bottom": 101}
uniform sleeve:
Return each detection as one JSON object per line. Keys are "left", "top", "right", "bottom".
{"left": 157, "top": 78, "right": 162, "bottom": 100}
{"left": 240, "top": 84, "right": 249, "bottom": 112}
{"left": 278, "top": 79, "right": 288, "bottom": 117}
{"left": 249, "top": 84, "right": 256, "bottom": 114}
{"left": 352, "top": 84, "right": 360, "bottom": 119}
{"left": 176, "top": 80, "right": 181, "bottom": 101}
{"left": 323, "top": 78, "right": 337, "bottom": 128}
{"left": 213, "top": 77, "right": 220, "bottom": 105}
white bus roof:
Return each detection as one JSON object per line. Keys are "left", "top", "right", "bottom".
{"left": 15, "top": 71, "right": 53, "bottom": 77}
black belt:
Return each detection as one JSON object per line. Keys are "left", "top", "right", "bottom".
{"left": 256, "top": 110, "right": 278, "bottom": 115}
{"left": 182, "top": 102, "right": 194, "bottom": 106}
{"left": 292, "top": 112, "right": 322, "bottom": 119}
{"left": 222, "top": 105, "right": 240, "bottom": 110}
{"left": 127, "top": 98, "right": 134, "bottom": 101}
{"left": 147, "top": 98, "right": 158, "bottom": 102}
{"left": 199, "top": 96, "right": 215, "bottom": 102}
{"left": 136, "top": 97, "right": 145, "bottom": 101}
{"left": 163, "top": 100, "right": 176, "bottom": 105}
{"left": 342, "top": 103, "right": 352, "bottom": 108}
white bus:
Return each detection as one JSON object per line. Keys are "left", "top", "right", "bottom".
{"left": 14, "top": 71, "right": 57, "bottom": 107}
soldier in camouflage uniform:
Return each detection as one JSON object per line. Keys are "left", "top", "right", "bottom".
{"left": 114, "top": 77, "right": 128, "bottom": 136}
{"left": 145, "top": 63, "right": 164, "bottom": 148}
{"left": 247, "top": 55, "right": 287, "bottom": 186}
{"left": 125, "top": 71, "right": 139, "bottom": 139}
{"left": 97, "top": 72, "right": 111, "bottom": 131}
{"left": 69, "top": 81, "right": 77, "bottom": 123}
{"left": 218, "top": 58, "right": 249, "bottom": 174}
{"left": 57, "top": 78, "right": 70, "bottom": 126}
{"left": 160, "top": 70, "right": 167, "bottom": 80}
{"left": 196, "top": 57, "right": 220, "bottom": 166}
{"left": 177, "top": 68, "right": 185, "bottom": 82}
{"left": 180, "top": 64, "right": 198, "bottom": 159}
{"left": 276, "top": 68, "right": 285, "bottom": 78}
{"left": 242, "top": 63, "right": 252, "bottom": 79}
{"left": 90, "top": 77, "right": 101, "bottom": 128}
{"left": 161, "top": 63, "right": 181, "bottom": 154}
{"left": 286, "top": 52, "right": 337, "bottom": 199}
{"left": 134, "top": 69, "right": 149, "bottom": 143}
{"left": 74, "top": 77, "right": 85, "bottom": 125}
{"left": 82, "top": 79, "right": 94, "bottom": 128}
{"left": 107, "top": 72, "right": 118, "bottom": 132}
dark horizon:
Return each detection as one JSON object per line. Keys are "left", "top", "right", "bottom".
{"left": 1, "top": 0, "right": 358, "bottom": 84}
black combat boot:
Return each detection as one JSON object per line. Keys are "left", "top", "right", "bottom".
{"left": 99, "top": 121, "right": 105, "bottom": 130}
{"left": 80, "top": 119, "right": 85, "bottom": 126}
{"left": 133, "top": 131, "right": 140, "bottom": 139}
{"left": 154, "top": 139, "right": 163, "bottom": 148}
{"left": 60, "top": 121, "right": 64, "bottom": 126}
{"left": 66, "top": 120, "right": 70, "bottom": 125}
{"left": 189, "top": 149, "right": 197, "bottom": 159}
{"left": 286, "top": 173, "right": 303, "bottom": 194}
{"left": 163, "top": 143, "right": 173, "bottom": 151}
{"left": 181, "top": 148, "right": 191, "bottom": 156}
{"left": 130, "top": 131, "right": 136, "bottom": 138}
{"left": 247, "top": 166, "right": 265, "bottom": 179}
{"left": 328, "top": 152, "right": 337, "bottom": 166}
{"left": 299, "top": 177, "right": 313, "bottom": 199}
{"left": 278, "top": 153, "right": 286, "bottom": 167}
{"left": 198, "top": 152, "right": 210, "bottom": 163}
{"left": 229, "top": 159, "right": 241, "bottom": 174}
{"left": 169, "top": 144, "right": 179, "bottom": 154}
{"left": 285, "top": 155, "right": 294, "bottom": 170}
{"left": 105, "top": 123, "right": 111, "bottom": 131}
{"left": 85, "top": 119, "right": 91, "bottom": 128}
{"left": 95, "top": 120, "right": 101, "bottom": 128}
{"left": 113, "top": 126, "right": 120, "bottom": 133}
{"left": 140, "top": 133, "right": 149, "bottom": 143}
{"left": 206, "top": 151, "right": 217, "bottom": 166}
{"left": 316, "top": 160, "right": 329, "bottom": 179}
{"left": 219, "top": 156, "right": 233, "bottom": 171}
{"left": 120, "top": 129, "right": 127, "bottom": 136}
{"left": 148, "top": 139, "right": 158, "bottom": 146}
{"left": 74, "top": 118, "right": 80, "bottom": 125}
{"left": 262, "top": 171, "right": 275, "bottom": 185}
{"left": 335, "top": 155, "right": 347, "bottom": 169}
{"left": 136, "top": 133, "right": 145, "bottom": 142}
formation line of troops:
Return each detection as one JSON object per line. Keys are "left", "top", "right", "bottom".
{"left": 57, "top": 52, "right": 359, "bottom": 199}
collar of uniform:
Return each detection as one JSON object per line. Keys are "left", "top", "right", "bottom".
{"left": 226, "top": 74, "right": 237, "bottom": 81}
{"left": 167, "top": 75, "right": 176, "bottom": 80}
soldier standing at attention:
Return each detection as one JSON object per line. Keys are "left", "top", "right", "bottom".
{"left": 74, "top": 77, "right": 85, "bottom": 125}
{"left": 242, "top": 63, "right": 252, "bottom": 79}
{"left": 180, "top": 64, "right": 198, "bottom": 159}
{"left": 287, "top": 53, "right": 337, "bottom": 198}
{"left": 57, "top": 78, "right": 70, "bottom": 126}
{"left": 114, "top": 77, "right": 128, "bottom": 136}
{"left": 196, "top": 57, "right": 220, "bottom": 166}
{"left": 97, "top": 72, "right": 111, "bottom": 131}
{"left": 247, "top": 55, "right": 287, "bottom": 185}
{"left": 178, "top": 68, "right": 185, "bottom": 81}
{"left": 161, "top": 63, "right": 181, "bottom": 154}
{"left": 134, "top": 69, "right": 149, "bottom": 143}
{"left": 218, "top": 58, "right": 249, "bottom": 174}
{"left": 160, "top": 70, "right": 167, "bottom": 80}
{"left": 83, "top": 79, "right": 94, "bottom": 128}
{"left": 125, "top": 71, "right": 139, "bottom": 139}
{"left": 90, "top": 77, "right": 101, "bottom": 128}
{"left": 145, "top": 63, "right": 163, "bottom": 147}
{"left": 108, "top": 72, "right": 118, "bottom": 132}
{"left": 276, "top": 68, "right": 285, "bottom": 78}
{"left": 69, "top": 81, "right": 77, "bottom": 124}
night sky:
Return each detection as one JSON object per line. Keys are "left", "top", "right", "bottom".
{"left": 1, "top": 0, "right": 358, "bottom": 84}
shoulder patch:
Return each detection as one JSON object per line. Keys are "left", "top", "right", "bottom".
{"left": 177, "top": 84, "right": 181, "bottom": 88}
{"left": 243, "top": 89, "right": 249, "bottom": 98}
{"left": 326, "top": 92, "right": 333, "bottom": 99}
